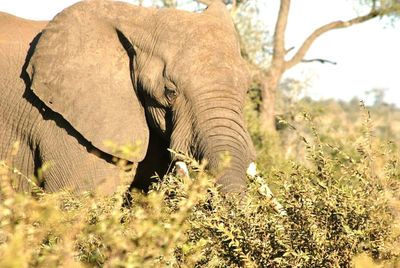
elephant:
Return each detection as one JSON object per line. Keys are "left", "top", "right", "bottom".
{"left": 0, "top": 0, "right": 256, "bottom": 196}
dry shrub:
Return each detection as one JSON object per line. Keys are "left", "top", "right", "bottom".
{"left": 0, "top": 104, "right": 399, "bottom": 267}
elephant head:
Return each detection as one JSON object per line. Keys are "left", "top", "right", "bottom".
{"left": 27, "top": 0, "right": 255, "bottom": 193}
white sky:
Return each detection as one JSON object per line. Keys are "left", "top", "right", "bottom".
{"left": 1, "top": 0, "right": 399, "bottom": 106}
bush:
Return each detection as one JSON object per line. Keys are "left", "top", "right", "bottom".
{"left": 1, "top": 104, "right": 399, "bottom": 267}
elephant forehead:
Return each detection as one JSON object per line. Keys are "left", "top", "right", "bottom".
{"left": 172, "top": 34, "right": 243, "bottom": 75}
{"left": 156, "top": 10, "right": 240, "bottom": 55}
{"left": 171, "top": 53, "right": 249, "bottom": 91}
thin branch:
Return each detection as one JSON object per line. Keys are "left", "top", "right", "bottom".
{"left": 301, "top": 58, "right": 337, "bottom": 65}
{"left": 286, "top": 46, "right": 295, "bottom": 54}
{"left": 285, "top": 8, "right": 392, "bottom": 70}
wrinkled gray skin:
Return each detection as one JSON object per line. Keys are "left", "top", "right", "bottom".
{"left": 0, "top": 0, "right": 255, "bottom": 195}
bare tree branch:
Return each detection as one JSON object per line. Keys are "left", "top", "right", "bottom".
{"left": 372, "top": 0, "right": 377, "bottom": 11}
{"left": 301, "top": 58, "right": 337, "bottom": 65}
{"left": 285, "top": 8, "right": 394, "bottom": 69}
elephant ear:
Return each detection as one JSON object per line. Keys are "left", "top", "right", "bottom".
{"left": 27, "top": 6, "right": 149, "bottom": 162}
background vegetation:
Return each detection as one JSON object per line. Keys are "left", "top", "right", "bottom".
{"left": 1, "top": 0, "right": 400, "bottom": 267}
{"left": 1, "top": 89, "right": 400, "bottom": 267}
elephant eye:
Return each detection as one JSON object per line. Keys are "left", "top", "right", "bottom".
{"left": 165, "top": 87, "right": 178, "bottom": 103}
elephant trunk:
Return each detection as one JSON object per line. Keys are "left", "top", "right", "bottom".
{"left": 192, "top": 90, "right": 255, "bottom": 193}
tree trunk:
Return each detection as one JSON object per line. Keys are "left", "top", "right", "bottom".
{"left": 259, "top": 69, "right": 283, "bottom": 132}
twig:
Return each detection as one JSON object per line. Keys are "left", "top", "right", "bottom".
{"left": 301, "top": 58, "right": 337, "bottom": 65}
